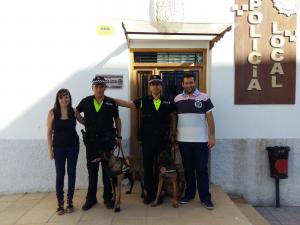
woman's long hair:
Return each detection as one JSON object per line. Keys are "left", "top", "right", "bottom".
{"left": 52, "top": 88, "right": 74, "bottom": 119}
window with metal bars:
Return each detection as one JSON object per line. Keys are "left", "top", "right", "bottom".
{"left": 134, "top": 52, "right": 202, "bottom": 63}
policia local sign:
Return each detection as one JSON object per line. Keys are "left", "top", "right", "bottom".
{"left": 233, "top": 0, "right": 297, "bottom": 104}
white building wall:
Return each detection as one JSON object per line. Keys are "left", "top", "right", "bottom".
{"left": 0, "top": 0, "right": 137, "bottom": 194}
{"left": 0, "top": 0, "right": 299, "bottom": 206}
{"left": 208, "top": 1, "right": 300, "bottom": 206}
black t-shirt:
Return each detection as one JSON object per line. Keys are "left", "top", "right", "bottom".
{"left": 133, "top": 95, "right": 176, "bottom": 138}
{"left": 52, "top": 109, "right": 79, "bottom": 148}
{"left": 76, "top": 95, "right": 119, "bottom": 135}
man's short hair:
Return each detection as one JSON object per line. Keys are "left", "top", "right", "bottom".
{"left": 182, "top": 73, "right": 196, "bottom": 82}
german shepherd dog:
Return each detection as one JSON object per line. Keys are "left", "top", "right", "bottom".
{"left": 81, "top": 129, "right": 144, "bottom": 212}
{"left": 103, "top": 146, "right": 144, "bottom": 212}
{"left": 151, "top": 143, "right": 185, "bottom": 208}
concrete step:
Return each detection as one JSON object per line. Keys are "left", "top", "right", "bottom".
{"left": 0, "top": 185, "right": 254, "bottom": 225}
{"left": 210, "top": 185, "right": 254, "bottom": 225}
{"left": 230, "top": 196, "right": 271, "bottom": 225}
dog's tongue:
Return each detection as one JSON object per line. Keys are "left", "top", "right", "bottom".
{"left": 160, "top": 167, "right": 166, "bottom": 173}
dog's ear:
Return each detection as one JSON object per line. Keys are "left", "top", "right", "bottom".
{"left": 160, "top": 150, "right": 171, "bottom": 158}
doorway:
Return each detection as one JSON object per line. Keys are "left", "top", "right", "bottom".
{"left": 130, "top": 49, "right": 206, "bottom": 155}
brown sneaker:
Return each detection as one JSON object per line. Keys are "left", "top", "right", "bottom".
{"left": 56, "top": 202, "right": 65, "bottom": 215}
{"left": 65, "top": 201, "right": 74, "bottom": 213}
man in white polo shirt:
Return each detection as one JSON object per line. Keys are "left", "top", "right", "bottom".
{"left": 174, "top": 73, "right": 215, "bottom": 210}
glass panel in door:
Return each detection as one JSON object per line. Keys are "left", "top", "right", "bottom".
{"left": 159, "top": 70, "right": 200, "bottom": 100}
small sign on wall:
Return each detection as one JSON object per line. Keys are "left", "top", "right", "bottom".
{"left": 233, "top": 0, "right": 297, "bottom": 104}
{"left": 98, "top": 75, "right": 123, "bottom": 89}
{"left": 96, "top": 25, "right": 114, "bottom": 35}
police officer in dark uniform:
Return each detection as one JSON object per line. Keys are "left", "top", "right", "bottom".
{"left": 76, "top": 75, "right": 122, "bottom": 210}
{"left": 115, "top": 75, "right": 176, "bottom": 204}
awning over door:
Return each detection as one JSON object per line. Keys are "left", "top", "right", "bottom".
{"left": 122, "top": 20, "right": 231, "bottom": 49}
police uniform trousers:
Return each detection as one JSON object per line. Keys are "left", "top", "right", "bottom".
{"left": 85, "top": 141, "right": 113, "bottom": 203}
{"left": 142, "top": 135, "right": 165, "bottom": 200}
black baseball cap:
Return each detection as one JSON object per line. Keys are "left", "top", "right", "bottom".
{"left": 149, "top": 75, "right": 162, "bottom": 84}
{"left": 92, "top": 75, "right": 106, "bottom": 85}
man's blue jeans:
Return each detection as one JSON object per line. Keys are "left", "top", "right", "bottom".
{"left": 178, "top": 142, "right": 211, "bottom": 202}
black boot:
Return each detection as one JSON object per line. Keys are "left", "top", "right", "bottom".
{"left": 143, "top": 194, "right": 154, "bottom": 205}
{"left": 82, "top": 199, "right": 98, "bottom": 211}
{"left": 104, "top": 199, "right": 115, "bottom": 209}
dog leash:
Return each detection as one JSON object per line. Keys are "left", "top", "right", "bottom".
{"left": 114, "top": 145, "right": 131, "bottom": 172}
{"left": 171, "top": 142, "right": 176, "bottom": 163}
{"left": 115, "top": 144, "right": 126, "bottom": 159}
{"left": 161, "top": 142, "right": 178, "bottom": 174}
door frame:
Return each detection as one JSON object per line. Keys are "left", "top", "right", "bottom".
{"left": 129, "top": 48, "right": 207, "bottom": 154}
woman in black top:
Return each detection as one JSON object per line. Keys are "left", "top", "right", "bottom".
{"left": 47, "top": 89, "right": 84, "bottom": 215}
